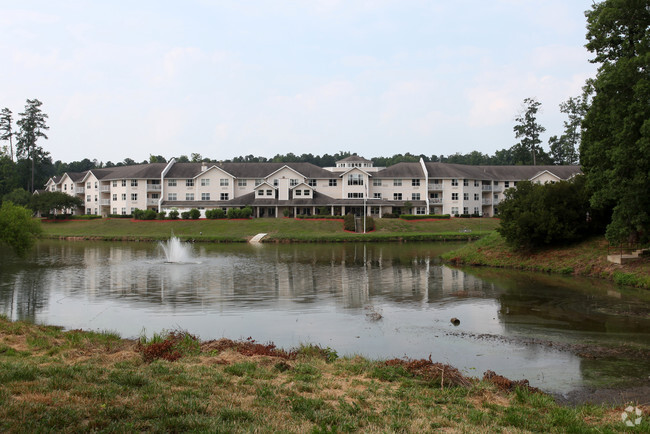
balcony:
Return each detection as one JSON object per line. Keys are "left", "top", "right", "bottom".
{"left": 100, "top": 199, "right": 110, "bottom": 206}
{"left": 428, "top": 183, "right": 443, "bottom": 190}
{"left": 492, "top": 185, "right": 503, "bottom": 192}
{"left": 101, "top": 185, "right": 111, "bottom": 192}
{"left": 147, "top": 198, "right": 159, "bottom": 206}
{"left": 482, "top": 199, "right": 492, "bottom": 205}
{"left": 75, "top": 187, "right": 85, "bottom": 194}
{"left": 481, "top": 185, "right": 492, "bottom": 192}
{"left": 430, "top": 198, "right": 443, "bottom": 204}
{"left": 147, "top": 184, "right": 162, "bottom": 191}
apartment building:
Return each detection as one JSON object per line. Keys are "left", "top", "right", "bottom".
{"left": 44, "top": 155, "right": 581, "bottom": 218}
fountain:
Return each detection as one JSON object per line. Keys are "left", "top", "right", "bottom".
{"left": 159, "top": 235, "right": 193, "bottom": 263}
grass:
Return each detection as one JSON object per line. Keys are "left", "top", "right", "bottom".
{"left": 0, "top": 315, "right": 645, "bottom": 432}
{"left": 39, "top": 216, "right": 500, "bottom": 243}
{"left": 442, "top": 232, "right": 650, "bottom": 289}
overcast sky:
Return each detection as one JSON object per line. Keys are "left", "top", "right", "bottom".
{"left": 1, "top": 0, "right": 597, "bottom": 164}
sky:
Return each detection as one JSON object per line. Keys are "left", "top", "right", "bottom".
{"left": 1, "top": 0, "right": 598, "bottom": 165}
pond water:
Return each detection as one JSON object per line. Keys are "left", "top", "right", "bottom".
{"left": 1, "top": 240, "right": 649, "bottom": 395}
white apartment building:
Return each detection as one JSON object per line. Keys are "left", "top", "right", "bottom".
{"left": 44, "top": 155, "right": 581, "bottom": 218}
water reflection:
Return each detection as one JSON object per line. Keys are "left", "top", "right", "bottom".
{"left": 1, "top": 240, "right": 649, "bottom": 394}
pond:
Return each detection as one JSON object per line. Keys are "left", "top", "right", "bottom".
{"left": 1, "top": 240, "right": 649, "bottom": 395}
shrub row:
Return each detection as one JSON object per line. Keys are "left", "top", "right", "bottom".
{"left": 295, "top": 215, "right": 342, "bottom": 219}
{"left": 399, "top": 214, "right": 451, "bottom": 220}
{"left": 343, "top": 214, "right": 375, "bottom": 231}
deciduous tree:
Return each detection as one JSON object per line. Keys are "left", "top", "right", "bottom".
{"left": 580, "top": 0, "right": 650, "bottom": 243}
{"left": 0, "top": 201, "right": 42, "bottom": 256}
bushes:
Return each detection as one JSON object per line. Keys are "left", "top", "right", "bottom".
{"left": 132, "top": 209, "right": 157, "bottom": 220}
{"left": 226, "top": 207, "right": 253, "bottom": 219}
{"left": 168, "top": 210, "right": 179, "bottom": 220}
{"left": 399, "top": 214, "right": 450, "bottom": 220}
{"left": 497, "top": 177, "right": 596, "bottom": 250}
{"left": 188, "top": 208, "right": 201, "bottom": 220}
{"left": 205, "top": 209, "right": 226, "bottom": 219}
{"left": 344, "top": 213, "right": 356, "bottom": 231}
{"left": 295, "top": 215, "right": 341, "bottom": 219}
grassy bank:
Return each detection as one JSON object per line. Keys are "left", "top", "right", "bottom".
{"left": 442, "top": 232, "right": 650, "bottom": 289}
{"left": 0, "top": 316, "right": 640, "bottom": 432}
{"left": 39, "top": 217, "right": 500, "bottom": 243}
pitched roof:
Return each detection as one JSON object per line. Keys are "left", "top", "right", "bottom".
{"left": 424, "top": 162, "right": 581, "bottom": 181}
{"left": 375, "top": 162, "right": 424, "bottom": 178}
{"left": 337, "top": 155, "right": 372, "bottom": 163}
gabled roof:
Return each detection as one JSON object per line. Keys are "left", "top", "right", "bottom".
{"left": 338, "top": 167, "right": 372, "bottom": 177}
{"left": 265, "top": 164, "right": 307, "bottom": 180}
{"left": 192, "top": 164, "right": 235, "bottom": 180}
{"left": 424, "top": 163, "right": 581, "bottom": 181}
{"left": 253, "top": 181, "right": 276, "bottom": 190}
{"left": 529, "top": 169, "right": 561, "bottom": 182}
{"left": 375, "top": 162, "right": 424, "bottom": 178}
{"left": 337, "top": 155, "right": 372, "bottom": 163}
{"left": 290, "top": 182, "right": 312, "bottom": 190}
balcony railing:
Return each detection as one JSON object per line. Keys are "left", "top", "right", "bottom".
{"left": 482, "top": 199, "right": 492, "bottom": 205}
{"left": 492, "top": 185, "right": 503, "bottom": 192}
{"left": 430, "top": 198, "right": 443, "bottom": 204}
{"left": 428, "top": 183, "right": 443, "bottom": 190}
{"left": 75, "top": 187, "right": 85, "bottom": 194}
{"left": 100, "top": 199, "right": 110, "bottom": 206}
{"left": 147, "top": 199, "right": 159, "bottom": 206}
{"left": 147, "top": 184, "right": 162, "bottom": 191}
{"left": 100, "top": 186, "right": 111, "bottom": 192}
{"left": 481, "top": 185, "right": 492, "bottom": 191}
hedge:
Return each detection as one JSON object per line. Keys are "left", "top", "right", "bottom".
{"left": 399, "top": 214, "right": 451, "bottom": 220}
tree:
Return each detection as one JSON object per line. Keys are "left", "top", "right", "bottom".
{"left": 549, "top": 93, "right": 589, "bottom": 165}
{"left": 513, "top": 98, "right": 546, "bottom": 165}
{"left": 0, "top": 201, "right": 42, "bottom": 256}
{"left": 149, "top": 154, "right": 167, "bottom": 163}
{"left": 0, "top": 108, "right": 15, "bottom": 161}
{"left": 497, "top": 178, "right": 593, "bottom": 250}
{"left": 16, "top": 99, "right": 49, "bottom": 192}
{"left": 580, "top": 0, "right": 650, "bottom": 244}
{"left": 2, "top": 188, "right": 31, "bottom": 207}
{"left": 30, "top": 191, "right": 83, "bottom": 216}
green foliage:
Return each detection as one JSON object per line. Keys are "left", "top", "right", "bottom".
{"left": 226, "top": 207, "right": 252, "bottom": 219}
{"left": 282, "top": 208, "right": 291, "bottom": 217}
{"left": 581, "top": 0, "right": 650, "bottom": 244}
{"left": 512, "top": 97, "right": 550, "bottom": 165}
{"left": 156, "top": 211, "right": 166, "bottom": 220}
{"left": 180, "top": 211, "right": 190, "bottom": 220}
{"left": 188, "top": 208, "right": 201, "bottom": 220}
{"left": 0, "top": 201, "right": 42, "bottom": 256}
{"left": 496, "top": 178, "right": 593, "bottom": 250}
{"left": 168, "top": 210, "right": 179, "bottom": 220}
{"left": 16, "top": 99, "right": 49, "bottom": 192}
{"left": 343, "top": 213, "right": 355, "bottom": 231}
{"left": 205, "top": 208, "right": 226, "bottom": 219}
{"left": 30, "top": 191, "right": 83, "bottom": 216}
{"left": 2, "top": 188, "right": 31, "bottom": 206}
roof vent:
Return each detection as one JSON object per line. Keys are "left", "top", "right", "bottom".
{"left": 201, "top": 164, "right": 208, "bottom": 172}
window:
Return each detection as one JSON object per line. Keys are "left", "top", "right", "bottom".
{"left": 348, "top": 193, "right": 363, "bottom": 198}
{"left": 186, "top": 193, "right": 194, "bottom": 200}
{"left": 94, "top": 195, "right": 98, "bottom": 202}
{"left": 416, "top": 207, "right": 426, "bottom": 215}
{"left": 412, "top": 179, "right": 420, "bottom": 186}
{"left": 151, "top": 193, "right": 159, "bottom": 199}
{"left": 95, "top": 182, "right": 98, "bottom": 189}
{"left": 257, "top": 190, "right": 264, "bottom": 196}
{"left": 168, "top": 193, "right": 177, "bottom": 200}
{"left": 201, "top": 178, "right": 210, "bottom": 186}
{"left": 86, "top": 208, "right": 91, "bottom": 214}
{"left": 373, "top": 179, "right": 382, "bottom": 187}
{"left": 412, "top": 193, "right": 420, "bottom": 200}
{"left": 474, "top": 193, "right": 479, "bottom": 200}
{"left": 273, "top": 179, "right": 278, "bottom": 187}
{"left": 452, "top": 193, "right": 459, "bottom": 200}
{"left": 201, "top": 193, "right": 210, "bottom": 200}
{"left": 474, "top": 207, "right": 480, "bottom": 215}
{"left": 451, "top": 207, "right": 459, "bottom": 215}
{"left": 290, "top": 179, "right": 299, "bottom": 186}
{"left": 255, "top": 179, "right": 262, "bottom": 186}
{"left": 494, "top": 181, "right": 499, "bottom": 185}
{"left": 393, "top": 193, "right": 402, "bottom": 200}
{"left": 63, "top": 184, "right": 67, "bottom": 191}
{"left": 131, "top": 180, "right": 138, "bottom": 187}
{"left": 131, "top": 193, "right": 137, "bottom": 201}
{"left": 463, "top": 179, "right": 469, "bottom": 186}
{"left": 394, "top": 179, "right": 402, "bottom": 186}
{"left": 220, "top": 179, "right": 229, "bottom": 186}
{"left": 464, "top": 207, "right": 469, "bottom": 214}
{"left": 220, "top": 193, "right": 229, "bottom": 201}
{"left": 504, "top": 181, "right": 510, "bottom": 188}
{"left": 121, "top": 207, "right": 126, "bottom": 215}
{"left": 308, "top": 179, "right": 317, "bottom": 187}
{"left": 451, "top": 179, "right": 458, "bottom": 186}
{"left": 295, "top": 190, "right": 302, "bottom": 196}
{"left": 373, "top": 193, "right": 382, "bottom": 199}
{"left": 463, "top": 193, "right": 469, "bottom": 200}
{"left": 121, "top": 193, "right": 126, "bottom": 200}
{"left": 266, "top": 190, "right": 273, "bottom": 196}
{"left": 329, "top": 179, "right": 337, "bottom": 187}
{"left": 113, "top": 208, "right": 117, "bottom": 214}
{"left": 348, "top": 174, "right": 363, "bottom": 185}
{"left": 86, "top": 195, "right": 91, "bottom": 202}
{"left": 168, "top": 179, "right": 177, "bottom": 186}
{"left": 112, "top": 181, "right": 117, "bottom": 187}
{"left": 474, "top": 180, "right": 480, "bottom": 187}
{"left": 303, "top": 190, "right": 310, "bottom": 196}
{"left": 493, "top": 193, "right": 498, "bottom": 200}
{"left": 121, "top": 180, "right": 126, "bottom": 187}
{"left": 86, "top": 182, "right": 91, "bottom": 189}
{"left": 238, "top": 179, "right": 247, "bottom": 187}
{"left": 186, "top": 179, "right": 194, "bottom": 187}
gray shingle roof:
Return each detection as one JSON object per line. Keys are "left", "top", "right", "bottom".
{"left": 425, "top": 162, "right": 581, "bottom": 181}
{"left": 165, "top": 162, "right": 337, "bottom": 179}
{"left": 375, "top": 162, "right": 424, "bottom": 178}
{"left": 337, "top": 155, "right": 372, "bottom": 163}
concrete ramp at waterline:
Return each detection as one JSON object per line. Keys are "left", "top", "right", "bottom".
{"left": 249, "top": 233, "right": 268, "bottom": 244}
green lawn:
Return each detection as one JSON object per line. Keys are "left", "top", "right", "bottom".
{"left": 40, "top": 217, "right": 501, "bottom": 242}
